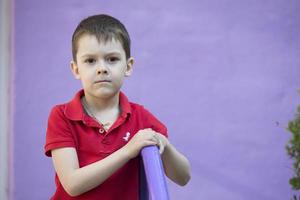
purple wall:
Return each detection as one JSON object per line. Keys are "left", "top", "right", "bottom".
{"left": 14, "top": 0, "right": 300, "bottom": 199}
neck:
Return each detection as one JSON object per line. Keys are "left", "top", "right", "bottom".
{"left": 83, "top": 92, "right": 120, "bottom": 114}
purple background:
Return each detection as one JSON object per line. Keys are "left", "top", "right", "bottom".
{"left": 14, "top": 0, "right": 300, "bottom": 199}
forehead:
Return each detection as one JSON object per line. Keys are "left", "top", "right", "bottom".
{"left": 76, "top": 34, "right": 125, "bottom": 56}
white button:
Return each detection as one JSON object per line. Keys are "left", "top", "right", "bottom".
{"left": 99, "top": 129, "right": 105, "bottom": 134}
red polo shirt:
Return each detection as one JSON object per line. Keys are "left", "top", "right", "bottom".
{"left": 44, "top": 90, "right": 168, "bottom": 200}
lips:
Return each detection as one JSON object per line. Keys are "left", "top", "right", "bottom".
{"left": 95, "top": 80, "right": 111, "bottom": 83}
{"left": 94, "top": 80, "right": 111, "bottom": 84}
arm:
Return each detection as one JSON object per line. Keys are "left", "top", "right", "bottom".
{"left": 51, "top": 128, "right": 158, "bottom": 197}
{"left": 161, "top": 142, "right": 191, "bottom": 186}
{"left": 52, "top": 147, "right": 130, "bottom": 197}
{"left": 154, "top": 132, "right": 191, "bottom": 186}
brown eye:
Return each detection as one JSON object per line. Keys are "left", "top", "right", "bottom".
{"left": 85, "top": 58, "right": 96, "bottom": 64}
{"left": 107, "top": 57, "right": 119, "bottom": 63}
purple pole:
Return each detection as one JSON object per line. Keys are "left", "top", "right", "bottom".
{"left": 141, "top": 145, "right": 170, "bottom": 200}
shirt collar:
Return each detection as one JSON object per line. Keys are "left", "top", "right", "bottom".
{"left": 64, "top": 89, "right": 132, "bottom": 121}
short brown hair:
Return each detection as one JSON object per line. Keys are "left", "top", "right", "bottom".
{"left": 72, "top": 14, "right": 131, "bottom": 62}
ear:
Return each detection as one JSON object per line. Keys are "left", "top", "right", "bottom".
{"left": 70, "top": 60, "right": 81, "bottom": 79}
{"left": 125, "top": 57, "right": 134, "bottom": 77}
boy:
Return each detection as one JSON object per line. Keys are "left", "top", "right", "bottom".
{"left": 44, "top": 14, "right": 191, "bottom": 200}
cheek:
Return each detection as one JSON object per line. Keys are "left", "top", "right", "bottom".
{"left": 112, "top": 66, "right": 127, "bottom": 76}
{"left": 79, "top": 72, "right": 94, "bottom": 84}
{"left": 112, "top": 73, "right": 126, "bottom": 87}
{"left": 80, "top": 68, "right": 93, "bottom": 77}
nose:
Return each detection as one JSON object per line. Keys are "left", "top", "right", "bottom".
{"left": 96, "top": 68, "right": 108, "bottom": 75}
{"left": 96, "top": 63, "right": 108, "bottom": 75}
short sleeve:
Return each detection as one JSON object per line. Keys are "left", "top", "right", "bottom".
{"left": 141, "top": 107, "right": 168, "bottom": 138}
{"left": 44, "top": 105, "right": 76, "bottom": 157}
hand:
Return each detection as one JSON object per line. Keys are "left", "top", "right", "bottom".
{"left": 153, "top": 131, "right": 170, "bottom": 154}
{"left": 122, "top": 128, "right": 158, "bottom": 159}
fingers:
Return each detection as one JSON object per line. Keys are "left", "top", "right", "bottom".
{"left": 152, "top": 133, "right": 165, "bottom": 154}
{"left": 143, "top": 133, "right": 163, "bottom": 154}
{"left": 138, "top": 128, "right": 158, "bottom": 142}
{"left": 158, "top": 139, "right": 164, "bottom": 154}
{"left": 143, "top": 140, "right": 157, "bottom": 147}
{"left": 133, "top": 129, "right": 158, "bottom": 147}
{"left": 136, "top": 128, "right": 168, "bottom": 154}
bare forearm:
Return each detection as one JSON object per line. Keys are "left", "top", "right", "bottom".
{"left": 161, "top": 143, "right": 191, "bottom": 186}
{"left": 66, "top": 148, "right": 130, "bottom": 196}
{"left": 52, "top": 129, "right": 160, "bottom": 197}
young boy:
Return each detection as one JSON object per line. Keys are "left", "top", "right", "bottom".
{"left": 44, "top": 14, "right": 191, "bottom": 200}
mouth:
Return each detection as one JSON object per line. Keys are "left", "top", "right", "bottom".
{"left": 94, "top": 80, "right": 111, "bottom": 84}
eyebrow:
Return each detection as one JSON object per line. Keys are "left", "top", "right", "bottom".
{"left": 80, "top": 52, "right": 122, "bottom": 59}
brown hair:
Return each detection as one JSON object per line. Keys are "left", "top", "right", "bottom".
{"left": 72, "top": 14, "right": 131, "bottom": 62}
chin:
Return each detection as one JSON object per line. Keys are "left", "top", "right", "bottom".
{"left": 94, "top": 89, "right": 119, "bottom": 99}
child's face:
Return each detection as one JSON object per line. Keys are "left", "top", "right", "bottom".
{"left": 71, "top": 34, "right": 133, "bottom": 99}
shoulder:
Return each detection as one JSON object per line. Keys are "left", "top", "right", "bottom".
{"left": 48, "top": 90, "right": 84, "bottom": 121}
{"left": 128, "top": 101, "right": 153, "bottom": 118}
{"left": 46, "top": 103, "right": 72, "bottom": 132}
{"left": 48, "top": 103, "right": 68, "bottom": 120}
{"left": 129, "top": 101, "right": 146, "bottom": 113}
{"left": 128, "top": 101, "right": 168, "bottom": 137}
